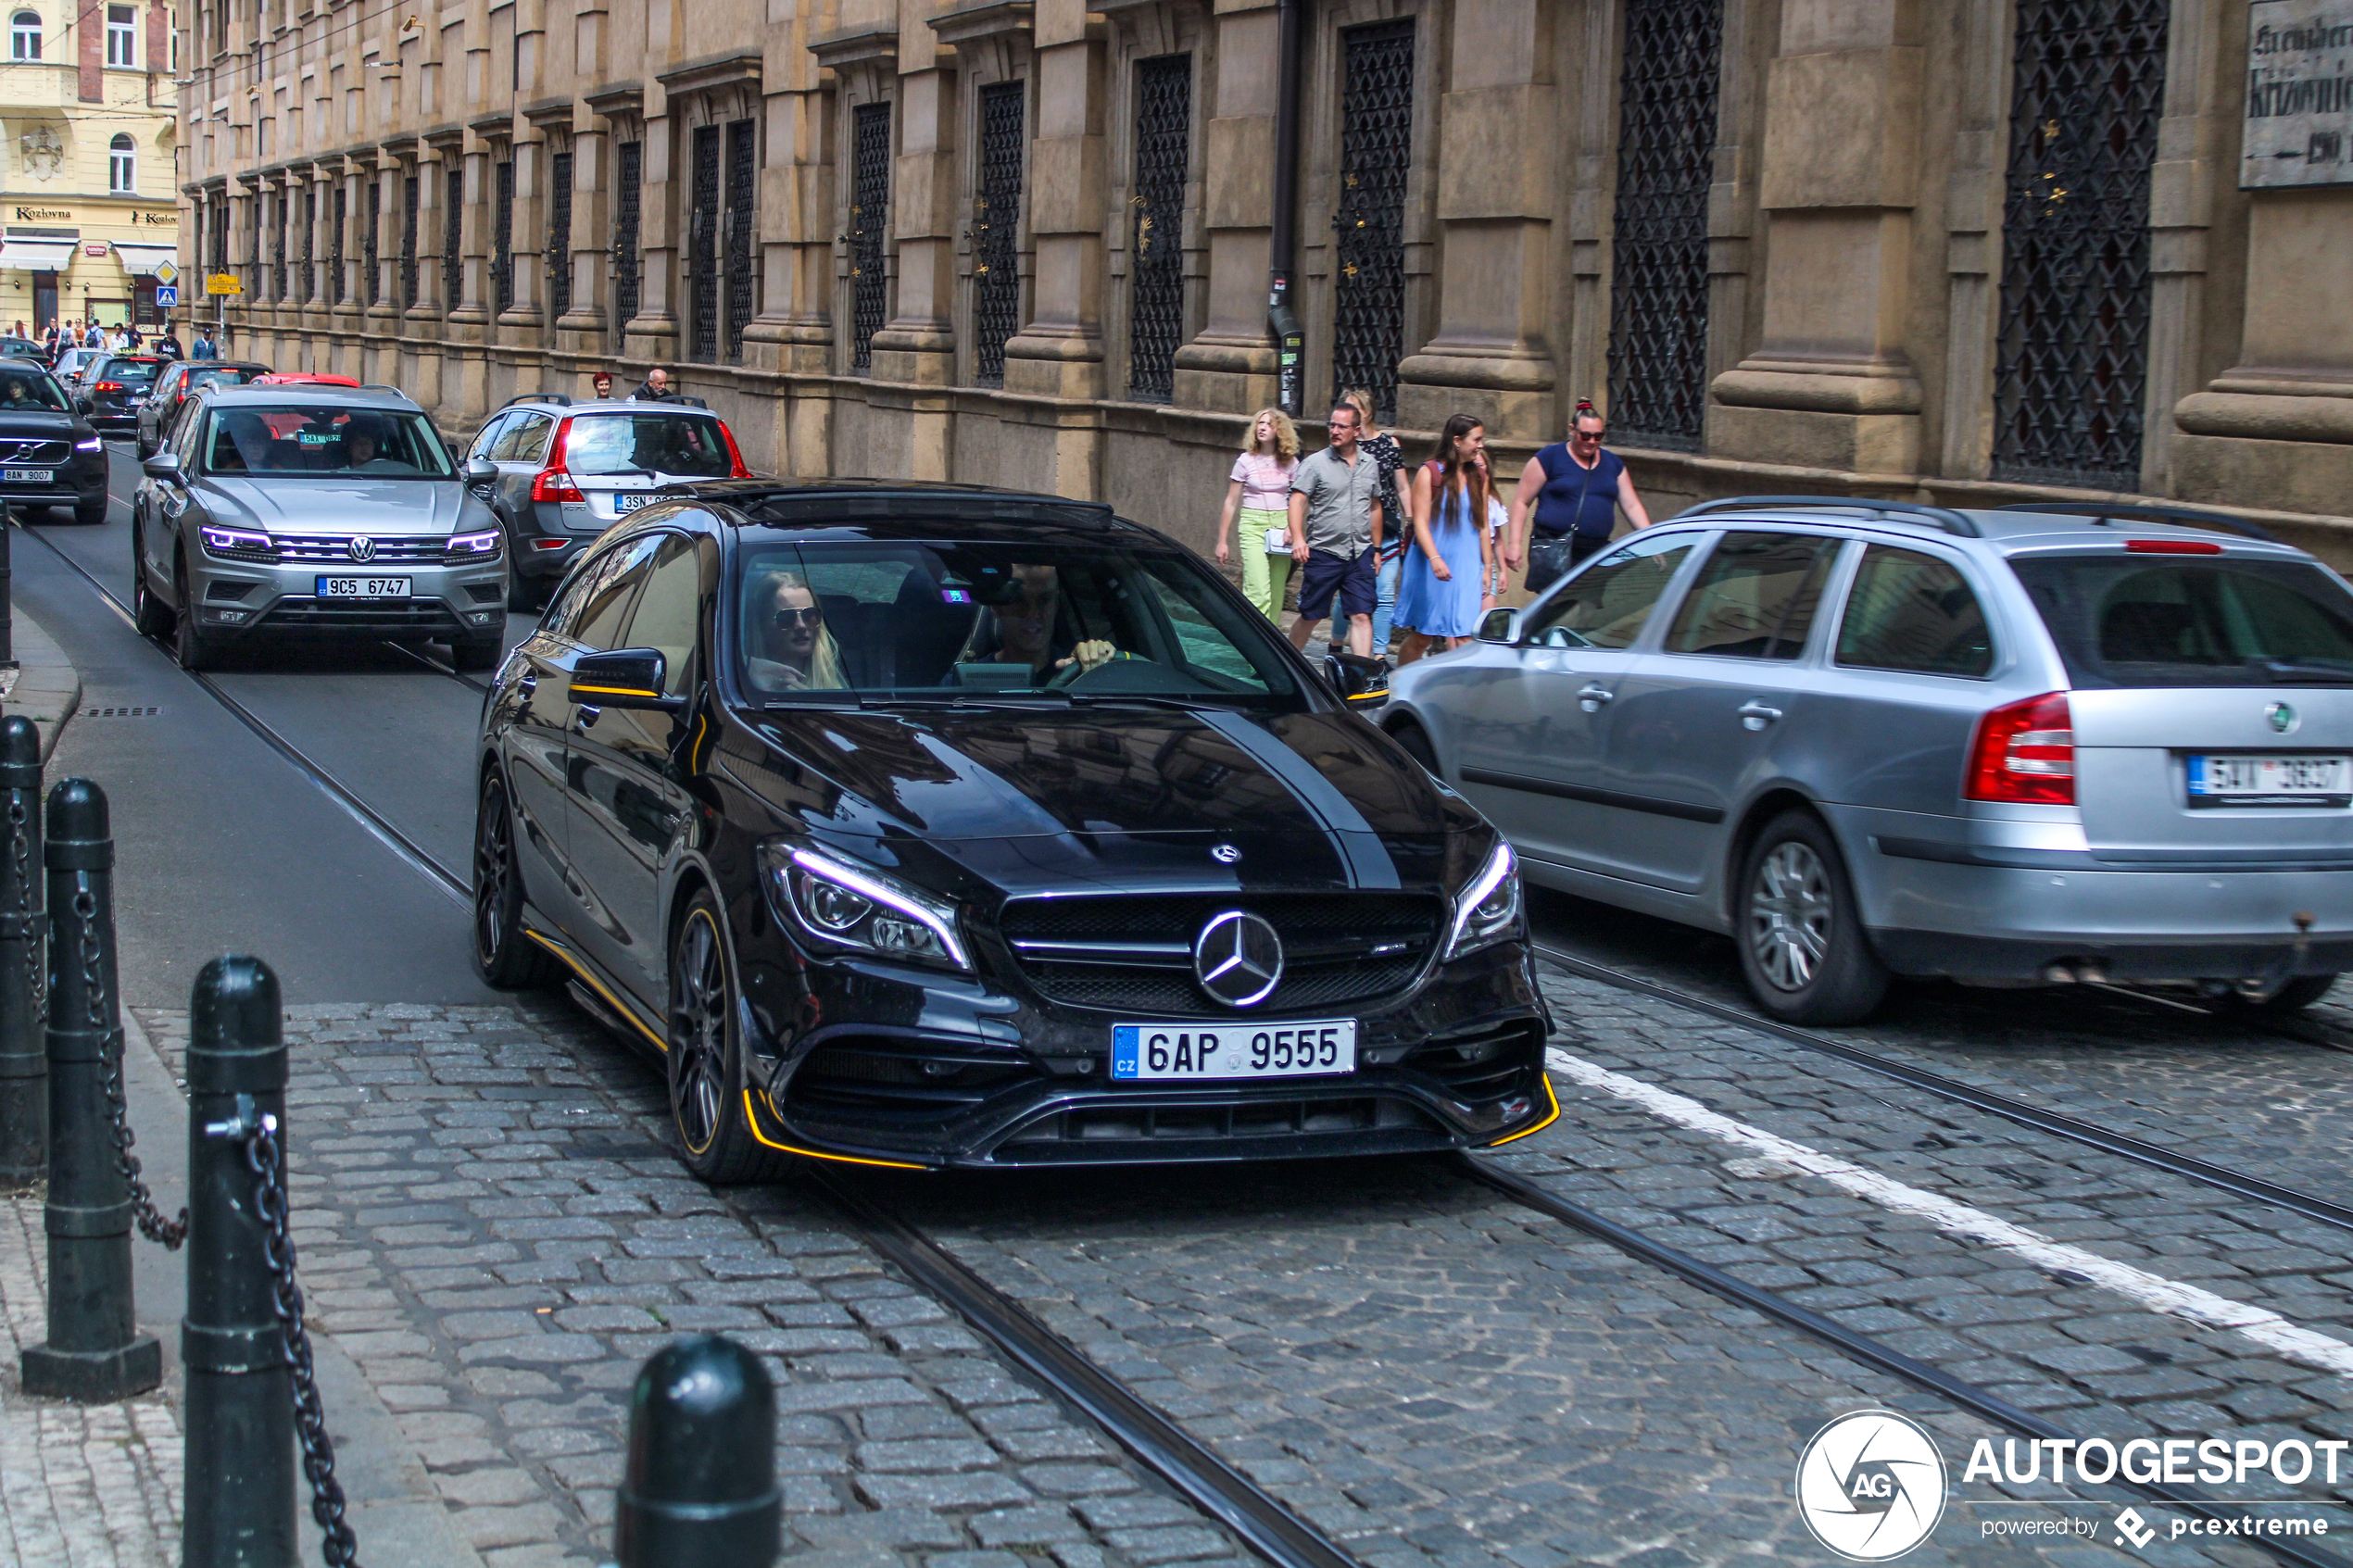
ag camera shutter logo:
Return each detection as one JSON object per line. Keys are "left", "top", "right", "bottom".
{"left": 1795, "top": 1410, "right": 1948, "bottom": 1560}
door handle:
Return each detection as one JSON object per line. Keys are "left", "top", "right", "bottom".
{"left": 573, "top": 705, "right": 601, "bottom": 731}
{"left": 1577, "top": 684, "right": 1614, "bottom": 713}
{"left": 1738, "top": 700, "right": 1782, "bottom": 731}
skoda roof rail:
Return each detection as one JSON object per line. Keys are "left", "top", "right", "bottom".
{"left": 1993, "top": 499, "right": 2279, "bottom": 545}
{"left": 1676, "top": 494, "right": 1981, "bottom": 539}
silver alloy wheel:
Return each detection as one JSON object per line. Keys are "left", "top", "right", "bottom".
{"left": 1747, "top": 839, "right": 1832, "bottom": 992}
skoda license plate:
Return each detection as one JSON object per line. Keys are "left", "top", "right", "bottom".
{"left": 3, "top": 468, "right": 52, "bottom": 483}
{"left": 315, "top": 576, "right": 412, "bottom": 599}
{"left": 1111, "top": 1020, "right": 1356, "bottom": 1081}
{"left": 2187, "top": 754, "right": 2351, "bottom": 808}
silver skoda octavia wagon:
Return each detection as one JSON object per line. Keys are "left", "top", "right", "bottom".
{"left": 1382, "top": 496, "right": 2353, "bottom": 1024}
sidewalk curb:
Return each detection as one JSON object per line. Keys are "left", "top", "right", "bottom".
{"left": 4, "top": 604, "right": 80, "bottom": 764}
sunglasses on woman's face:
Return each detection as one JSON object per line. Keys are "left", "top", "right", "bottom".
{"left": 774, "top": 605, "right": 824, "bottom": 629}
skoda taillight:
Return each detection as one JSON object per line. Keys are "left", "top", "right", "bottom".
{"left": 1965, "top": 692, "right": 2074, "bottom": 806}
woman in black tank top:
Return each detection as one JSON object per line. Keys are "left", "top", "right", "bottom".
{"left": 1504, "top": 400, "right": 1654, "bottom": 596}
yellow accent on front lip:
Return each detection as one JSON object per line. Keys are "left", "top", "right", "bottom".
{"left": 569, "top": 684, "right": 659, "bottom": 698}
{"left": 1483, "top": 1072, "right": 1561, "bottom": 1148}
{"left": 524, "top": 929, "right": 669, "bottom": 1053}
{"left": 740, "top": 1090, "right": 927, "bottom": 1169}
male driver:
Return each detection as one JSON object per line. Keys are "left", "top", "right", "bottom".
{"left": 191, "top": 325, "right": 220, "bottom": 360}
{"left": 1286, "top": 403, "right": 1383, "bottom": 659}
{"left": 630, "top": 366, "right": 671, "bottom": 401}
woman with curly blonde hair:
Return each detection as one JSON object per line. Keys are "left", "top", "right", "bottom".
{"left": 1214, "top": 408, "right": 1301, "bottom": 621}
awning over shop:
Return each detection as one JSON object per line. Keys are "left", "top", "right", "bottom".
{"left": 112, "top": 244, "right": 177, "bottom": 277}
{"left": 0, "top": 240, "right": 75, "bottom": 272}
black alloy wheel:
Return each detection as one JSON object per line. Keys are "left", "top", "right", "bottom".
{"left": 171, "top": 551, "right": 219, "bottom": 671}
{"left": 131, "top": 521, "right": 172, "bottom": 639}
{"left": 472, "top": 771, "right": 560, "bottom": 988}
{"left": 667, "top": 891, "right": 787, "bottom": 1185}
{"left": 1734, "top": 809, "right": 1890, "bottom": 1026}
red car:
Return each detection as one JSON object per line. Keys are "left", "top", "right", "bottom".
{"left": 250, "top": 372, "right": 360, "bottom": 388}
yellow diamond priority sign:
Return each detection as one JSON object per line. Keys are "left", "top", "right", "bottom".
{"left": 154, "top": 258, "right": 178, "bottom": 286}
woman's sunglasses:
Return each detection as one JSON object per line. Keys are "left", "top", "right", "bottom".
{"left": 773, "top": 606, "right": 824, "bottom": 629}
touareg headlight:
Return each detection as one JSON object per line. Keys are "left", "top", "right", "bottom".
{"left": 200, "top": 523, "right": 277, "bottom": 562}
{"left": 446, "top": 528, "right": 503, "bottom": 561}
{"left": 757, "top": 841, "right": 972, "bottom": 973}
{"left": 1443, "top": 839, "right": 1523, "bottom": 961}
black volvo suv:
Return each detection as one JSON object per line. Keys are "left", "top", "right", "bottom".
{"left": 472, "top": 481, "right": 1554, "bottom": 1178}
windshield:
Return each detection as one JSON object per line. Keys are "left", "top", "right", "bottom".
{"left": 198, "top": 405, "right": 456, "bottom": 479}
{"left": 0, "top": 370, "right": 71, "bottom": 411}
{"left": 98, "top": 358, "right": 160, "bottom": 386}
{"left": 563, "top": 412, "right": 735, "bottom": 478}
{"left": 733, "top": 540, "right": 1310, "bottom": 709}
{"left": 2011, "top": 554, "right": 2353, "bottom": 688}
{"left": 182, "top": 366, "right": 260, "bottom": 395}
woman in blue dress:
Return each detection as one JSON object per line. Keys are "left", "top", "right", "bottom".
{"left": 1393, "top": 413, "right": 1498, "bottom": 665}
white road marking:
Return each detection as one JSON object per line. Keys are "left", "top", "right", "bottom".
{"left": 1543, "top": 1044, "right": 2353, "bottom": 1379}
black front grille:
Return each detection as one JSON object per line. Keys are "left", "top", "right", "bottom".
{"left": 0, "top": 440, "right": 69, "bottom": 465}
{"left": 273, "top": 533, "right": 449, "bottom": 562}
{"left": 994, "top": 1095, "right": 1445, "bottom": 1163}
{"left": 998, "top": 892, "right": 1442, "bottom": 1016}
{"left": 257, "top": 598, "right": 465, "bottom": 632}
{"left": 1404, "top": 1018, "right": 1541, "bottom": 1106}
{"left": 786, "top": 1040, "right": 1040, "bottom": 1120}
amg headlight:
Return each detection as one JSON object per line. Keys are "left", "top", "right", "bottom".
{"left": 757, "top": 842, "right": 972, "bottom": 972}
{"left": 1443, "top": 839, "right": 1523, "bottom": 961}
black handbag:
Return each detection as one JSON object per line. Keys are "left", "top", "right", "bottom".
{"left": 1526, "top": 456, "right": 1603, "bottom": 594}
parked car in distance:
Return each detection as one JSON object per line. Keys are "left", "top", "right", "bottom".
{"left": 131, "top": 383, "right": 508, "bottom": 671}
{"left": 0, "top": 336, "right": 44, "bottom": 360}
{"left": 74, "top": 355, "right": 164, "bottom": 433}
{"left": 51, "top": 346, "right": 104, "bottom": 390}
{"left": 0, "top": 359, "right": 111, "bottom": 524}
{"left": 139, "top": 360, "right": 271, "bottom": 456}
{"left": 1382, "top": 496, "right": 2353, "bottom": 1026}
{"left": 463, "top": 393, "right": 752, "bottom": 610}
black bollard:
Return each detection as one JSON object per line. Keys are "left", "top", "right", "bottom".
{"left": 19, "top": 777, "right": 159, "bottom": 1401}
{"left": 0, "top": 715, "right": 43, "bottom": 1185}
{"left": 182, "top": 955, "right": 296, "bottom": 1568}
{"left": 614, "top": 1335, "right": 781, "bottom": 1568}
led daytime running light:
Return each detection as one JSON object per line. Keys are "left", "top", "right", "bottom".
{"left": 1443, "top": 840, "right": 1521, "bottom": 961}
{"left": 784, "top": 846, "right": 971, "bottom": 972}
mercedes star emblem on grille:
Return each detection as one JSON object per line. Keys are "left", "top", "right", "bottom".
{"left": 1192, "top": 909, "right": 1282, "bottom": 1008}
{"left": 347, "top": 536, "right": 377, "bottom": 562}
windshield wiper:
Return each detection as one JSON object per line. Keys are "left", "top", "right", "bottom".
{"left": 1063, "top": 693, "right": 1236, "bottom": 712}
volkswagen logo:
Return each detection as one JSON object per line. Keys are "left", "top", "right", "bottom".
{"left": 1210, "top": 843, "right": 1241, "bottom": 865}
{"left": 346, "top": 536, "right": 378, "bottom": 562}
{"left": 1191, "top": 909, "right": 1283, "bottom": 1008}
{"left": 2269, "top": 700, "right": 2299, "bottom": 735}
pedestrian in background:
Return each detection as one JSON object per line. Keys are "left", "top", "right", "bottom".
{"left": 1213, "top": 408, "right": 1300, "bottom": 622}
{"left": 191, "top": 324, "right": 220, "bottom": 359}
{"left": 1285, "top": 401, "right": 1383, "bottom": 659}
{"left": 1506, "top": 398, "right": 1652, "bottom": 596}
{"left": 1393, "top": 414, "right": 1497, "bottom": 665}
{"left": 1307, "top": 390, "right": 1404, "bottom": 661}
{"left": 153, "top": 323, "right": 182, "bottom": 359}
{"left": 590, "top": 369, "right": 615, "bottom": 400}
{"left": 631, "top": 366, "right": 671, "bottom": 400}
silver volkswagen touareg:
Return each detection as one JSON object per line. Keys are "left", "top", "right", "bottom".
{"left": 1382, "top": 496, "right": 2353, "bottom": 1024}
{"left": 131, "top": 383, "right": 509, "bottom": 671}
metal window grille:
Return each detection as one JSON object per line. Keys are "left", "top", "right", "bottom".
{"left": 296, "top": 191, "right": 310, "bottom": 301}
{"left": 613, "top": 141, "right": 642, "bottom": 332}
{"left": 445, "top": 167, "right": 463, "bottom": 310}
{"left": 400, "top": 175, "right": 418, "bottom": 309}
{"left": 1605, "top": 0, "right": 1722, "bottom": 452}
{"left": 1331, "top": 21, "right": 1414, "bottom": 423}
{"left": 1990, "top": 0, "right": 2169, "bottom": 489}
{"left": 687, "top": 125, "right": 720, "bottom": 363}
{"left": 492, "top": 160, "right": 514, "bottom": 314}
{"left": 724, "top": 119, "right": 756, "bottom": 364}
{"left": 547, "top": 150, "right": 573, "bottom": 321}
{"left": 211, "top": 198, "right": 228, "bottom": 273}
{"left": 972, "top": 82, "right": 1024, "bottom": 388}
{"left": 850, "top": 102, "right": 891, "bottom": 374}
{"left": 1126, "top": 54, "right": 1189, "bottom": 404}
{"left": 330, "top": 185, "right": 345, "bottom": 305}
{"left": 363, "top": 182, "right": 379, "bottom": 307}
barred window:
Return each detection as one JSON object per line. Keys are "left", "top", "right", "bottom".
{"left": 849, "top": 102, "right": 891, "bottom": 373}
{"left": 1126, "top": 55, "right": 1189, "bottom": 403}
{"left": 363, "top": 181, "right": 379, "bottom": 307}
{"left": 972, "top": 83, "right": 1023, "bottom": 388}
{"left": 330, "top": 184, "right": 346, "bottom": 305}
{"left": 547, "top": 150, "right": 573, "bottom": 321}
{"left": 444, "top": 166, "right": 463, "bottom": 311}
{"left": 724, "top": 119, "right": 756, "bottom": 364}
{"left": 1330, "top": 21, "right": 1414, "bottom": 423}
{"left": 613, "top": 141, "right": 642, "bottom": 332}
{"left": 400, "top": 175, "right": 418, "bottom": 309}
{"left": 688, "top": 125, "right": 720, "bottom": 362}
{"left": 492, "top": 159, "right": 514, "bottom": 314}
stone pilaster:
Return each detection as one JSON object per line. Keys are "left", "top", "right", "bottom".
{"left": 1000, "top": 0, "right": 1105, "bottom": 405}
{"left": 1171, "top": 0, "right": 1276, "bottom": 415}
{"left": 1394, "top": 0, "right": 1560, "bottom": 441}
{"left": 1706, "top": 0, "right": 1925, "bottom": 474}
{"left": 870, "top": 18, "right": 958, "bottom": 389}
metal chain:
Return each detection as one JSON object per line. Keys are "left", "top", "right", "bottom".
{"left": 246, "top": 1115, "right": 360, "bottom": 1568}
{"left": 76, "top": 885, "right": 186, "bottom": 1249}
{"left": 8, "top": 797, "right": 42, "bottom": 1025}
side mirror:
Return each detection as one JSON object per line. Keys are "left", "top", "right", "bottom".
{"left": 462, "top": 456, "right": 497, "bottom": 486}
{"left": 1477, "top": 608, "right": 1522, "bottom": 645}
{"left": 140, "top": 452, "right": 182, "bottom": 481}
{"left": 1324, "top": 650, "right": 1390, "bottom": 711}
{"left": 569, "top": 647, "right": 686, "bottom": 713}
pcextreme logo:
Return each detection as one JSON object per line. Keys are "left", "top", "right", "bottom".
{"left": 1794, "top": 1411, "right": 1950, "bottom": 1561}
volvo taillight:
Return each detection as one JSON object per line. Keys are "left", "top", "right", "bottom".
{"left": 530, "top": 416, "right": 582, "bottom": 503}
{"left": 1965, "top": 692, "right": 2074, "bottom": 805}
{"left": 718, "top": 420, "right": 752, "bottom": 479}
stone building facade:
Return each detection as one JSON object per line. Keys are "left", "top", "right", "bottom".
{"left": 175, "top": 0, "right": 2352, "bottom": 559}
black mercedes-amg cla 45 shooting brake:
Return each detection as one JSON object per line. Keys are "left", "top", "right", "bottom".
{"left": 471, "top": 479, "right": 1555, "bottom": 1178}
